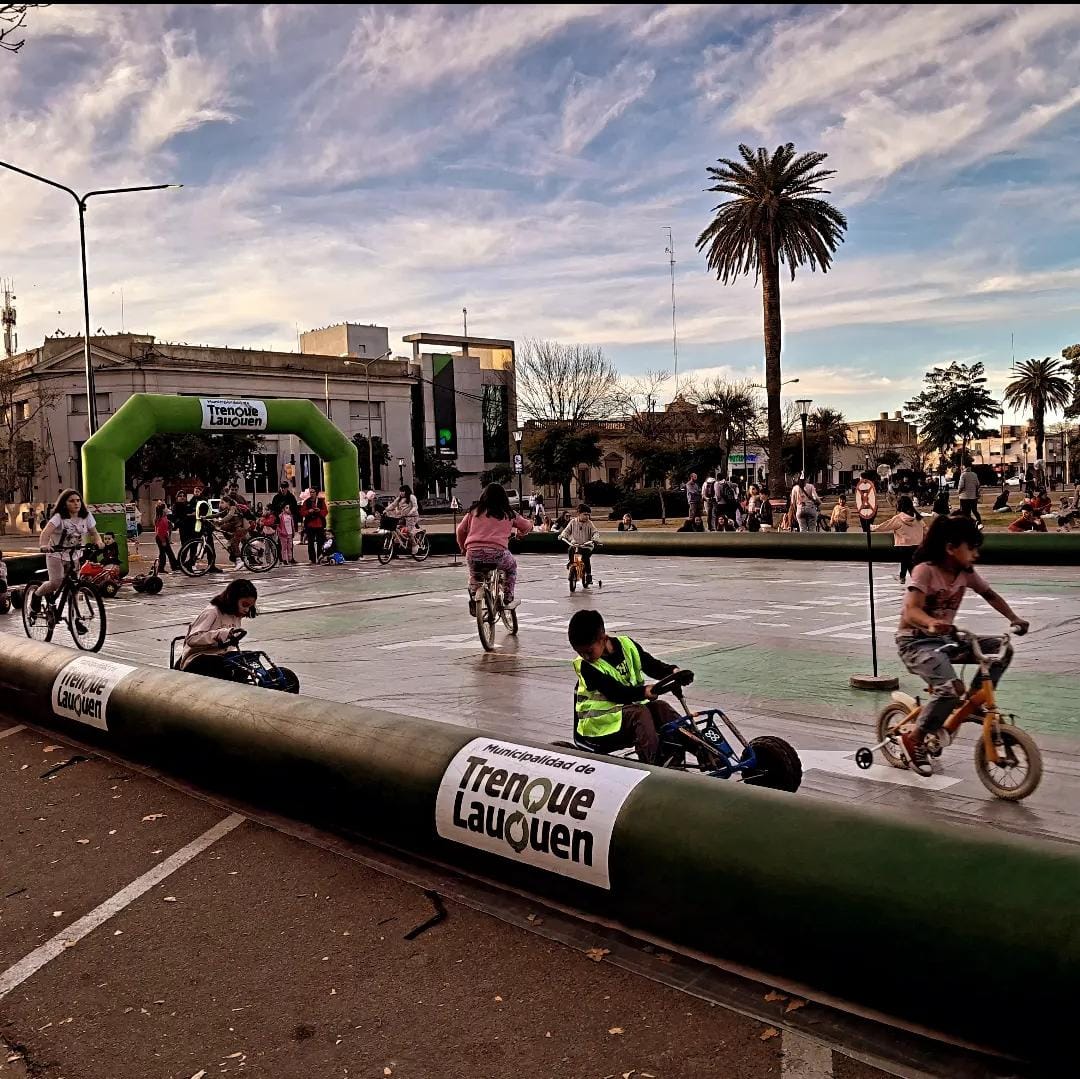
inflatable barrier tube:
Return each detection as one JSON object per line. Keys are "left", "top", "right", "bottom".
{"left": 1, "top": 636, "right": 1076, "bottom": 1064}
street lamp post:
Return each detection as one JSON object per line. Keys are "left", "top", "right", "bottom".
{"left": 398, "top": 457, "right": 406, "bottom": 486}
{"left": 796, "top": 398, "right": 813, "bottom": 480}
{"left": 748, "top": 377, "right": 798, "bottom": 490}
{"left": 0, "top": 159, "right": 180, "bottom": 434}
{"left": 514, "top": 428, "right": 524, "bottom": 508}
{"left": 344, "top": 350, "right": 392, "bottom": 491}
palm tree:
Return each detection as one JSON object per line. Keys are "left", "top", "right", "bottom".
{"left": 1003, "top": 358, "right": 1072, "bottom": 462}
{"left": 696, "top": 144, "right": 847, "bottom": 496}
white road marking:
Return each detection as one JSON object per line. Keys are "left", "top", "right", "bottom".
{"left": 768, "top": 604, "right": 815, "bottom": 611}
{"left": 798, "top": 750, "right": 963, "bottom": 790}
{"left": 0, "top": 725, "right": 26, "bottom": 739}
{"left": 675, "top": 616, "right": 748, "bottom": 626}
{"left": 757, "top": 622, "right": 791, "bottom": 628}
{"left": 0, "top": 813, "right": 245, "bottom": 1000}
{"left": 737, "top": 608, "right": 781, "bottom": 615}
{"left": 781, "top": 1030, "right": 833, "bottom": 1078}
{"left": 803, "top": 618, "right": 873, "bottom": 637}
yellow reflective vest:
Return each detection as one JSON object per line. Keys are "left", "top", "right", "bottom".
{"left": 573, "top": 635, "right": 643, "bottom": 738}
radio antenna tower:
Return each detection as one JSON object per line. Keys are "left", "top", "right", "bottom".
{"left": 663, "top": 228, "right": 679, "bottom": 395}
{"left": 1, "top": 279, "right": 16, "bottom": 358}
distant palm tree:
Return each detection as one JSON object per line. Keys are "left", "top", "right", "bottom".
{"left": 1003, "top": 358, "right": 1072, "bottom": 462}
{"left": 696, "top": 144, "right": 847, "bottom": 497}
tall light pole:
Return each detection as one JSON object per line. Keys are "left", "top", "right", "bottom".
{"left": 750, "top": 378, "right": 797, "bottom": 488}
{"left": 662, "top": 227, "right": 679, "bottom": 395}
{"left": 0, "top": 160, "right": 180, "bottom": 434}
{"left": 514, "top": 428, "right": 524, "bottom": 508}
{"left": 796, "top": 398, "right": 813, "bottom": 479}
{"left": 398, "top": 457, "right": 406, "bottom": 486}
{"left": 345, "top": 349, "right": 392, "bottom": 491}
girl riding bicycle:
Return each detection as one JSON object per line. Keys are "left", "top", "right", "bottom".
{"left": 895, "top": 514, "right": 1028, "bottom": 777}
{"left": 179, "top": 578, "right": 259, "bottom": 678}
{"left": 36, "top": 489, "right": 102, "bottom": 608}
{"left": 455, "top": 482, "right": 533, "bottom": 614}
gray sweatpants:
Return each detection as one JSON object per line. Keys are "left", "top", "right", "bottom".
{"left": 897, "top": 634, "right": 1011, "bottom": 732}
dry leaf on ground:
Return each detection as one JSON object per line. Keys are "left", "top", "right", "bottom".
{"left": 585, "top": 947, "right": 610, "bottom": 962}
{"left": 760, "top": 1027, "right": 780, "bottom": 1041}
{"left": 608, "top": 1026, "right": 624, "bottom": 1035}
{"left": 785, "top": 999, "right": 806, "bottom": 1014}
{"left": 142, "top": 813, "right": 166, "bottom": 822}
{"left": 764, "top": 990, "right": 787, "bottom": 1002}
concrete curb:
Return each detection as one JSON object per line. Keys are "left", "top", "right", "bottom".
{"left": 2, "top": 636, "right": 1077, "bottom": 1064}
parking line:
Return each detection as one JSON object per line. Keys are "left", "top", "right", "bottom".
{"left": 0, "top": 813, "right": 245, "bottom": 1001}
{"left": 0, "top": 724, "right": 26, "bottom": 739}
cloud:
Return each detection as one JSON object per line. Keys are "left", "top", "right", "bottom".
{"left": 560, "top": 61, "right": 656, "bottom": 155}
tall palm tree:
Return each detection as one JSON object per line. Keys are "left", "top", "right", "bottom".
{"left": 696, "top": 144, "right": 847, "bottom": 496}
{"left": 1003, "top": 357, "right": 1072, "bottom": 462}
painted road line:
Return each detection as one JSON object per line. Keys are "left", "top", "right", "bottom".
{"left": 737, "top": 608, "right": 782, "bottom": 615}
{"left": 798, "top": 750, "right": 963, "bottom": 790}
{"left": 803, "top": 618, "right": 873, "bottom": 637}
{"left": 0, "top": 725, "right": 27, "bottom": 739}
{"left": 781, "top": 1030, "right": 834, "bottom": 1078}
{"left": 0, "top": 813, "right": 245, "bottom": 1001}
{"left": 675, "top": 616, "right": 748, "bottom": 626}
{"left": 757, "top": 623, "right": 791, "bottom": 628}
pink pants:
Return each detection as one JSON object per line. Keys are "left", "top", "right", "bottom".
{"left": 279, "top": 532, "right": 294, "bottom": 562}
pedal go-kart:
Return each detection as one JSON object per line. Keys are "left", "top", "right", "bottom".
{"left": 562, "top": 670, "right": 803, "bottom": 791}
{"left": 169, "top": 628, "right": 300, "bottom": 693}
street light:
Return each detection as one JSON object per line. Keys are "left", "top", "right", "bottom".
{"left": 747, "top": 378, "right": 798, "bottom": 488}
{"left": 513, "top": 428, "right": 524, "bottom": 508}
{"left": 796, "top": 398, "right": 813, "bottom": 479}
{"left": 0, "top": 159, "right": 180, "bottom": 434}
{"left": 397, "top": 457, "right": 406, "bottom": 486}
{"left": 344, "top": 349, "right": 393, "bottom": 491}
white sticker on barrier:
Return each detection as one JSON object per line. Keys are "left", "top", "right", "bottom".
{"left": 199, "top": 398, "right": 267, "bottom": 431}
{"left": 51, "top": 656, "right": 138, "bottom": 731}
{"left": 435, "top": 738, "right": 648, "bottom": 889}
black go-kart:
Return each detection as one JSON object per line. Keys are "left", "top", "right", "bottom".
{"left": 169, "top": 628, "right": 300, "bottom": 693}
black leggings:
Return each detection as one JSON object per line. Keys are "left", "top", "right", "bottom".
{"left": 182, "top": 654, "right": 235, "bottom": 680}
{"left": 307, "top": 527, "right": 326, "bottom": 563}
{"left": 898, "top": 546, "right": 916, "bottom": 582}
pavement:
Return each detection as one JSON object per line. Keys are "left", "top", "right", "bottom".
{"left": 3, "top": 547, "right": 1077, "bottom": 1078}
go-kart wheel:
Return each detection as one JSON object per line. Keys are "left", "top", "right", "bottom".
{"left": 102, "top": 581, "right": 120, "bottom": 598}
{"left": 144, "top": 575, "right": 163, "bottom": 595}
{"left": 742, "top": 736, "right": 803, "bottom": 793}
{"left": 276, "top": 666, "right": 300, "bottom": 693}
{"left": 10, "top": 586, "right": 24, "bottom": 610}
{"left": 855, "top": 747, "right": 874, "bottom": 770}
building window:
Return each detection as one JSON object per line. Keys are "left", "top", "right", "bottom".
{"left": 482, "top": 384, "right": 509, "bottom": 462}
{"left": 349, "top": 400, "right": 383, "bottom": 426}
{"left": 69, "top": 393, "right": 110, "bottom": 416}
{"left": 247, "top": 453, "right": 278, "bottom": 495}
{"left": 299, "top": 453, "right": 323, "bottom": 493}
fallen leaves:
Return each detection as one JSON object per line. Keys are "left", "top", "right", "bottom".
{"left": 760, "top": 1027, "right": 780, "bottom": 1041}
{"left": 608, "top": 1026, "right": 624, "bottom": 1035}
{"left": 764, "top": 990, "right": 787, "bottom": 1003}
{"left": 785, "top": 999, "right": 806, "bottom": 1014}
{"left": 585, "top": 947, "right": 610, "bottom": 963}
{"left": 162, "top": 896, "right": 177, "bottom": 903}
{"left": 142, "top": 813, "right": 166, "bottom": 822}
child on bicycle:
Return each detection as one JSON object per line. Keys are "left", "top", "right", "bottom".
{"left": 896, "top": 514, "right": 1029, "bottom": 777}
{"left": 455, "top": 482, "right": 532, "bottom": 614}
{"left": 35, "top": 489, "right": 102, "bottom": 609}
{"left": 558, "top": 504, "right": 599, "bottom": 586}
{"left": 568, "top": 609, "right": 690, "bottom": 766}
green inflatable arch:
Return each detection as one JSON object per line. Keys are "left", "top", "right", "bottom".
{"left": 82, "top": 394, "right": 360, "bottom": 570}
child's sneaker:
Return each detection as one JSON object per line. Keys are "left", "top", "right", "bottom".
{"left": 504, "top": 595, "right": 521, "bottom": 610}
{"left": 901, "top": 729, "right": 932, "bottom": 777}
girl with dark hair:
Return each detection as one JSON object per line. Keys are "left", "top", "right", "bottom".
{"left": 455, "top": 482, "right": 533, "bottom": 613}
{"left": 894, "top": 514, "right": 1028, "bottom": 777}
{"left": 385, "top": 484, "right": 419, "bottom": 534}
{"left": 179, "top": 578, "right": 259, "bottom": 677}
{"left": 36, "top": 489, "right": 102, "bottom": 605}
{"left": 872, "top": 494, "right": 925, "bottom": 583}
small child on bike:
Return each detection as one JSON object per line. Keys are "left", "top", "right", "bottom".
{"left": 568, "top": 609, "right": 689, "bottom": 766}
{"left": 895, "top": 514, "right": 1029, "bottom": 777}
{"left": 455, "top": 482, "right": 532, "bottom": 613}
{"left": 558, "top": 504, "right": 599, "bottom": 586}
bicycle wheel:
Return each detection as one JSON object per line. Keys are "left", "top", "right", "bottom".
{"left": 476, "top": 586, "right": 496, "bottom": 652}
{"left": 411, "top": 530, "right": 430, "bottom": 561}
{"left": 973, "top": 725, "right": 1042, "bottom": 801}
{"left": 242, "top": 535, "right": 278, "bottom": 573}
{"left": 67, "top": 584, "right": 107, "bottom": 652}
{"left": 179, "top": 538, "right": 210, "bottom": 577}
{"left": 377, "top": 534, "right": 394, "bottom": 565}
{"left": 21, "top": 583, "right": 55, "bottom": 643}
{"left": 568, "top": 565, "right": 577, "bottom": 593}
{"left": 875, "top": 702, "right": 913, "bottom": 769}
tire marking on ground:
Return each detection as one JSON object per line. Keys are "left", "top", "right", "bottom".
{"left": 0, "top": 813, "right": 245, "bottom": 1001}
{"left": 781, "top": 1030, "right": 834, "bottom": 1078}
{"left": 0, "top": 724, "right": 26, "bottom": 739}
{"left": 798, "top": 750, "right": 963, "bottom": 790}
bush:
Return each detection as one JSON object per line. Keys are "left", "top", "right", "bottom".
{"left": 582, "top": 480, "right": 622, "bottom": 507}
{"left": 610, "top": 486, "right": 689, "bottom": 521}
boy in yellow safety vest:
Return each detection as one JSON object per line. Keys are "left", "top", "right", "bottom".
{"left": 568, "top": 609, "right": 690, "bottom": 765}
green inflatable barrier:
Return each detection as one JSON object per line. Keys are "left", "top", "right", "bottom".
{"left": 82, "top": 394, "right": 360, "bottom": 570}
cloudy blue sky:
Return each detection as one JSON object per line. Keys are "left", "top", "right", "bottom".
{"left": 3, "top": 4, "right": 1080, "bottom": 421}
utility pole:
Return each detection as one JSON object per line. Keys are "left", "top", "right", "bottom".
{"left": 663, "top": 227, "right": 679, "bottom": 395}
{"left": 1, "top": 279, "right": 15, "bottom": 357}
{"left": 462, "top": 307, "right": 468, "bottom": 339}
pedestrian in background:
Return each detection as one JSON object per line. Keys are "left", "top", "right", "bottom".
{"left": 957, "top": 464, "right": 982, "bottom": 527}
{"left": 702, "top": 476, "right": 717, "bottom": 531}
{"left": 830, "top": 495, "right": 850, "bottom": 533}
{"left": 790, "top": 477, "right": 820, "bottom": 533}
{"left": 277, "top": 505, "right": 296, "bottom": 564}
{"left": 301, "top": 489, "right": 329, "bottom": 564}
{"left": 685, "top": 473, "right": 701, "bottom": 519}
{"left": 873, "top": 495, "right": 925, "bottom": 583}
{"left": 154, "top": 502, "right": 179, "bottom": 573}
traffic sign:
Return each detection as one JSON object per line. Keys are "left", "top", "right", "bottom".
{"left": 855, "top": 478, "right": 878, "bottom": 522}
{"left": 513, "top": 453, "right": 523, "bottom": 475}
{"left": 450, "top": 496, "right": 460, "bottom": 510}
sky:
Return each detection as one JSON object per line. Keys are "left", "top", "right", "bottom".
{"left": 2, "top": 3, "right": 1080, "bottom": 424}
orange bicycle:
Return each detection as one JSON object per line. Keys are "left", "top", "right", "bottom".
{"left": 856, "top": 627, "right": 1041, "bottom": 800}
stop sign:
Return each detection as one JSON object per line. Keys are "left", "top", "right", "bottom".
{"left": 855, "top": 478, "right": 878, "bottom": 522}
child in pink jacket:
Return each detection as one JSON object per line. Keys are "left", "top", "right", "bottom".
{"left": 277, "top": 505, "right": 296, "bottom": 565}
{"left": 455, "top": 483, "right": 533, "bottom": 614}
{"left": 873, "top": 495, "right": 926, "bottom": 583}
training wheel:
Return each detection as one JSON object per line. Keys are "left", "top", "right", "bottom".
{"left": 854, "top": 747, "right": 874, "bottom": 770}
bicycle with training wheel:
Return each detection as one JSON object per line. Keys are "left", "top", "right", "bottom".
{"left": 178, "top": 528, "right": 278, "bottom": 577}
{"left": 377, "top": 514, "right": 430, "bottom": 564}
{"left": 855, "top": 626, "right": 1041, "bottom": 800}
{"left": 473, "top": 565, "right": 518, "bottom": 652}
{"left": 562, "top": 539, "right": 601, "bottom": 593}
{"left": 22, "top": 546, "right": 107, "bottom": 652}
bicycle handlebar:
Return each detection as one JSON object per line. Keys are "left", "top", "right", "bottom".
{"left": 936, "top": 626, "right": 1023, "bottom": 664}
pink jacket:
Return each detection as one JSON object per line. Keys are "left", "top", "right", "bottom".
{"left": 456, "top": 510, "right": 533, "bottom": 553}
{"left": 873, "top": 512, "right": 925, "bottom": 547}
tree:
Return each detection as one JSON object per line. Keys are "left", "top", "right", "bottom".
{"left": 0, "top": 4, "right": 46, "bottom": 54}
{"left": 904, "top": 362, "right": 1000, "bottom": 468}
{"left": 414, "top": 446, "right": 461, "bottom": 499}
{"left": 696, "top": 143, "right": 847, "bottom": 497}
{"left": 0, "top": 357, "right": 58, "bottom": 524}
{"left": 523, "top": 427, "right": 602, "bottom": 509}
{"left": 1003, "top": 358, "right": 1072, "bottom": 463}
{"left": 781, "top": 406, "right": 847, "bottom": 484}
{"left": 1058, "top": 343, "right": 1080, "bottom": 420}
{"left": 124, "top": 432, "right": 265, "bottom": 500}
{"left": 516, "top": 339, "right": 621, "bottom": 428}
{"left": 690, "top": 379, "right": 762, "bottom": 478}
{"left": 616, "top": 370, "right": 682, "bottom": 521}
{"left": 351, "top": 434, "right": 391, "bottom": 491}
{"left": 479, "top": 464, "right": 513, "bottom": 487}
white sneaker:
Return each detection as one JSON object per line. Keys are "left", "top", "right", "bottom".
{"left": 504, "top": 596, "right": 521, "bottom": 610}
{"left": 234, "top": 560, "right": 245, "bottom": 571}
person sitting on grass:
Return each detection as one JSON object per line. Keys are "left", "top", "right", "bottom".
{"left": 991, "top": 489, "right": 1010, "bottom": 512}
{"left": 617, "top": 513, "right": 638, "bottom": 532}
{"left": 1008, "top": 505, "right": 1047, "bottom": 533}
{"left": 677, "top": 514, "right": 705, "bottom": 533}
{"left": 568, "top": 609, "right": 691, "bottom": 766}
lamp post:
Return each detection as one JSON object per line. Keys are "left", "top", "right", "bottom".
{"left": 748, "top": 378, "right": 798, "bottom": 489}
{"left": 796, "top": 398, "right": 813, "bottom": 479}
{"left": 397, "top": 457, "right": 405, "bottom": 486}
{"left": 0, "top": 159, "right": 180, "bottom": 434}
{"left": 1000, "top": 409, "right": 1007, "bottom": 489}
{"left": 344, "top": 349, "right": 392, "bottom": 491}
{"left": 514, "top": 428, "right": 524, "bottom": 508}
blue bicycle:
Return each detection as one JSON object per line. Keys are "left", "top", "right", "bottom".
{"left": 566, "top": 670, "right": 802, "bottom": 791}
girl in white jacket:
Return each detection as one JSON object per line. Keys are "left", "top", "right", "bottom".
{"left": 872, "top": 495, "right": 926, "bottom": 583}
